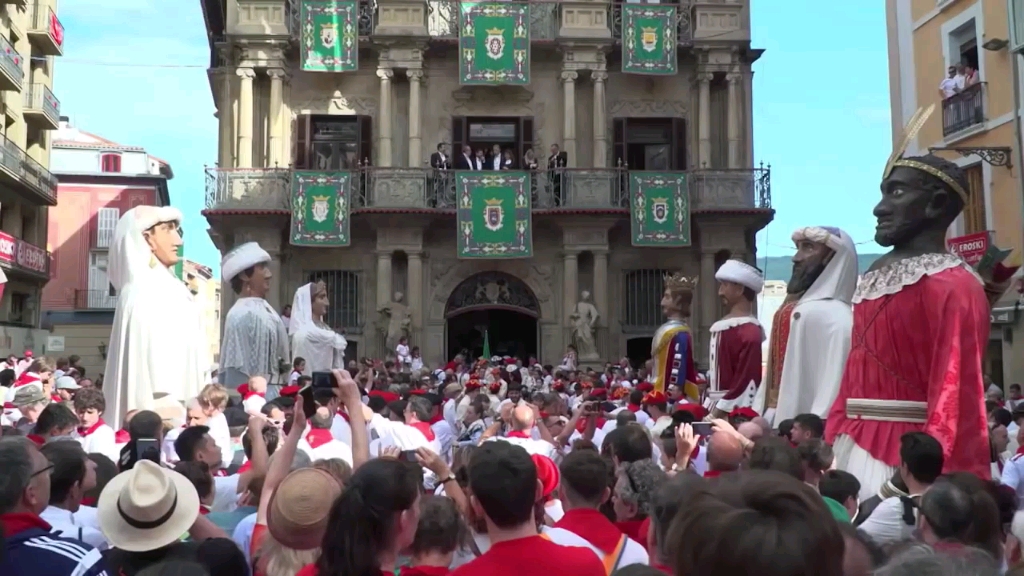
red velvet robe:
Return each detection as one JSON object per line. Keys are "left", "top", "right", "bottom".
{"left": 709, "top": 318, "right": 763, "bottom": 414}
{"left": 826, "top": 257, "right": 990, "bottom": 484}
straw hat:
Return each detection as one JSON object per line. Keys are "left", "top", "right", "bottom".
{"left": 97, "top": 460, "right": 200, "bottom": 552}
{"left": 267, "top": 467, "right": 342, "bottom": 550}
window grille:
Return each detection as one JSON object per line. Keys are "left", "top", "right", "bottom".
{"left": 621, "top": 269, "right": 670, "bottom": 331}
{"left": 96, "top": 207, "right": 119, "bottom": 248}
{"left": 307, "top": 270, "right": 362, "bottom": 332}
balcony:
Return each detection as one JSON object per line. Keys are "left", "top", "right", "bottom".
{"left": 74, "top": 290, "right": 116, "bottom": 311}
{"left": 942, "top": 82, "right": 985, "bottom": 138}
{"left": 23, "top": 84, "right": 59, "bottom": 130}
{"left": 0, "top": 231, "right": 50, "bottom": 279}
{"left": 205, "top": 167, "right": 291, "bottom": 212}
{"left": 0, "top": 34, "right": 24, "bottom": 92}
{"left": 28, "top": 4, "right": 64, "bottom": 57}
{"left": 206, "top": 166, "right": 771, "bottom": 213}
{"left": 0, "top": 134, "right": 57, "bottom": 205}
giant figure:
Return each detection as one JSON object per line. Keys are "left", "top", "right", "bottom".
{"left": 219, "top": 242, "right": 290, "bottom": 389}
{"left": 289, "top": 280, "right": 347, "bottom": 373}
{"left": 706, "top": 259, "right": 765, "bottom": 418}
{"left": 826, "top": 105, "right": 991, "bottom": 499}
{"left": 651, "top": 272, "right": 699, "bottom": 401}
{"left": 752, "top": 226, "right": 858, "bottom": 423}
{"left": 104, "top": 206, "right": 207, "bottom": 428}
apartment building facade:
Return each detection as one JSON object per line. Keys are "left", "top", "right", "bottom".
{"left": 40, "top": 121, "right": 173, "bottom": 381}
{"left": 201, "top": 0, "right": 772, "bottom": 367}
{"left": 887, "top": 0, "right": 1024, "bottom": 385}
{"left": 182, "top": 258, "right": 222, "bottom": 368}
{"left": 0, "top": 1, "right": 63, "bottom": 356}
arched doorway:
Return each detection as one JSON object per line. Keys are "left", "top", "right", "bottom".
{"left": 445, "top": 271, "right": 540, "bottom": 362}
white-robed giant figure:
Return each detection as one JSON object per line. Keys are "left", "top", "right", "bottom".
{"left": 219, "top": 242, "right": 290, "bottom": 388}
{"left": 104, "top": 206, "right": 207, "bottom": 429}
{"left": 753, "top": 226, "right": 858, "bottom": 424}
{"left": 289, "top": 281, "right": 347, "bottom": 373}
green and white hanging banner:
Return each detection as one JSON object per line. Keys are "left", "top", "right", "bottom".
{"left": 622, "top": 5, "right": 677, "bottom": 75}
{"left": 458, "top": 2, "right": 530, "bottom": 85}
{"left": 629, "top": 172, "right": 690, "bottom": 246}
{"left": 291, "top": 171, "right": 352, "bottom": 247}
{"left": 300, "top": 0, "right": 359, "bottom": 72}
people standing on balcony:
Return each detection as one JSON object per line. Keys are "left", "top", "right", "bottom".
{"left": 547, "top": 144, "right": 568, "bottom": 206}
{"left": 963, "top": 63, "right": 979, "bottom": 88}
{"left": 431, "top": 143, "right": 451, "bottom": 170}
{"left": 219, "top": 242, "right": 290, "bottom": 395}
{"left": 430, "top": 143, "right": 452, "bottom": 208}
{"left": 474, "top": 148, "right": 487, "bottom": 170}
{"left": 455, "top": 145, "right": 474, "bottom": 170}
{"left": 489, "top": 144, "right": 503, "bottom": 171}
{"left": 103, "top": 206, "right": 207, "bottom": 430}
{"left": 501, "top": 149, "right": 516, "bottom": 170}
{"left": 939, "top": 65, "right": 961, "bottom": 99}
{"left": 523, "top": 148, "right": 539, "bottom": 171}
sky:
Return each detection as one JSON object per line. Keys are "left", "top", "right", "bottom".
{"left": 52, "top": 1, "right": 892, "bottom": 275}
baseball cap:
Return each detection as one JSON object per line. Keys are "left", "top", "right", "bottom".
{"left": 56, "top": 376, "right": 80, "bottom": 391}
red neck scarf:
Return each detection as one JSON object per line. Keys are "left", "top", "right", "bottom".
{"left": 78, "top": 419, "right": 105, "bottom": 437}
{"left": 237, "top": 461, "right": 252, "bottom": 474}
{"left": 243, "top": 391, "right": 265, "bottom": 401}
{"left": 336, "top": 409, "right": 350, "bottom": 423}
{"left": 429, "top": 411, "right": 444, "bottom": 425}
{"left": 626, "top": 403, "right": 641, "bottom": 413}
{"left": 27, "top": 434, "right": 45, "bottom": 447}
{"left": 199, "top": 505, "right": 212, "bottom": 516}
{"left": 650, "top": 562, "right": 673, "bottom": 574}
{"left": 615, "top": 519, "right": 646, "bottom": 544}
{"left": 399, "top": 566, "right": 449, "bottom": 576}
{"left": 410, "top": 421, "right": 436, "bottom": 442}
{"left": 554, "top": 508, "right": 624, "bottom": 554}
{"left": 1015, "top": 445, "right": 1024, "bottom": 457}
{"left": 114, "top": 429, "right": 131, "bottom": 444}
{"left": 0, "top": 513, "right": 51, "bottom": 537}
{"left": 704, "top": 470, "right": 723, "bottom": 479}
{"left": 80, "top": 497, "right": 96, "bottom": 507}
{"left": 306, "top": 428, "right": 334, "bottom": 449}
{"left": 575, "top": 417, "right": 605, "bottom": 434}
{"left": 506, "top": 430, "right": 531, "bottom": 439}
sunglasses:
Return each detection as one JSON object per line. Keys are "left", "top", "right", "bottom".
{"left": 32, "top": 463, "right": 54, "bottom": 478}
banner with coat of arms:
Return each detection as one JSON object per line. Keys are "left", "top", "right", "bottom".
{"left": 291, "top": 171, "right": 352, "bottom": 247}
{"left": 622, "top": 5, "right": 677, "bottom": 75}
{"left": 456, "top": 172, "right": 532, "bottom": 258}
{"left": 458, "top": 2, "right": 530, "bottom": 85}
{"left": 300, "top": 0, "right": 359, "bottom": 72}
{"left": 629, "top": 172, "right": 690, "bottom": 247}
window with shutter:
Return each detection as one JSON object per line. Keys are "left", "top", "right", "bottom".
{"left": 293, "top": 114, "right": 311, "bottom": 169}
{"left": 96, "top": 207, "right": 120, "bottom": 249}
{"left": 100, "top": 153, "right": 122, "bottom": 173}
{"left": 962, "top": 165, "right": 986, "bottom": 234}
{"left": 88, "top": 252, "right": 116, "bottom": 308}
{"left": 613, "top": 119, "right": 627, "bottom": 168}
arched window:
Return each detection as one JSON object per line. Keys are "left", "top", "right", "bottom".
{"left": 100, "top": 153, "right": 121, "bottom": 173}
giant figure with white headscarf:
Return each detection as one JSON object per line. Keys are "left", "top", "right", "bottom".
{"left": 103, "top": 206, "right": 207, "bottom": 429}
{"left": 219, "top": 242, "right": 290, "bottom": 389}
{"left": 753, "top": 226, "right": 858, "bottom": 425}
{"left": 289, "top": 280, "right": 347, "bottom": 373}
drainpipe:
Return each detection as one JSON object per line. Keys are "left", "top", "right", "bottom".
{"left": 1013, "top": 50, "right": 1024, "bottom": 258}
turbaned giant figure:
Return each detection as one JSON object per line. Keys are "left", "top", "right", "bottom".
{"left": 826, "top": 105, "right": 991, "bottom": 499}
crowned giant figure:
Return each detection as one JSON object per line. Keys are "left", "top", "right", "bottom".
{"left": 826, "top": 105, "right": 991, "bottom": 498}
{"left": 289, "top": 280, "right": 347, "bottom": 373}
{"left": 706, "top": 260, "right": 765, "bottom": 418}
{"left": 219, "top": 242, "right": 290, "bottom": 389}
{"left": 651, "top": 273, "right": 699, "bottom": 401}
{"left": 752, "top": 226, "right": 858, "bottom": 424}
{"left": 104, "top": 206, "right": 207, "bottom": 429}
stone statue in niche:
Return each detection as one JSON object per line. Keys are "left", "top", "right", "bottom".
{"left": 570, "top": 290, "right": 600, "bottom": 361}
{"left": 378, "top": 291, "right": 411, "bottom": 350}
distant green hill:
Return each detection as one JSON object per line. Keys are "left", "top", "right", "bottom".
{"left": 757, "top": 253, "right": 883, "bottom": 282}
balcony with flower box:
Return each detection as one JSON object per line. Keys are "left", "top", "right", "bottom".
{"left": 23, "top": 83, "right": 59, "bottom": 130}
{"left": 28, "top": 3, "right": 64, "bottom": 57}
{"left": 0, "top": 35, "right": 24, "bottom": 92}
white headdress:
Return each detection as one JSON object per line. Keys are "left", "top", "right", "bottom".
{"left": 108, "top": 206, "right": 183, "bottom": 292}
{"left": 791, "top": 226, "right": 859, "bottom": 304}
{"left": 289, "top": 282, "right": 347, "bottom": 352}
{"left": 715, "top": 259, "right": 764, "bottom": 294}
{"left": 221, "top": 242, "right": 271, "bottom": 282}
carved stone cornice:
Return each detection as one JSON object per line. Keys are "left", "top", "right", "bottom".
{"left": 607, "top": 99, "right": 687, "bottom": 118}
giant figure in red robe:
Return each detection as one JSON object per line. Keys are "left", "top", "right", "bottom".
{"left": 826, "top": 106, "right": 991, "bottom": 499}
{"left": 706, "top": 259, "right": 764, "bottom": 418}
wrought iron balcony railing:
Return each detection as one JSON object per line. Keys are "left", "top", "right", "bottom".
{"left": 23, "top": 83, "right": 60, "bottom": 130}
{"left": 28, "top": 3, "right": 63, "bottom": 56}
{"left": 206, "top": 165, "right": 771, "bottom": 212}
{"left": 0, "top": 33, "right": 24, "bottom": 92}
{"left": 75, "top": 289, "right": 116, "bottom": 310}
{"left": 942, "top": 82, "right": 986, "bottom": 137}
{"left": 0, "top": 133, "right": 57, "bottom": 205}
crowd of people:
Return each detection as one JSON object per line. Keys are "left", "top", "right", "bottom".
{"left": 0, "top": 349, "right": 1021, "bottom": 576}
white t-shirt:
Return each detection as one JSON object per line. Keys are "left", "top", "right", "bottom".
{"left": 212, "top": 474, "right": 241, "bottom": 513}
{"left": 939, "top": 77, "right": 959, "bottom": 98}
{"left": 242, "top": 394, "right": 266, "bottom": 415}
{"left": 488, "top": 434, "right": 560, "bottom": 461}
{"left": 77, "top": 423, "right": 119, "bottom": 464}
{"left": 40, "top": 506, "right": 108, "bottom": 550}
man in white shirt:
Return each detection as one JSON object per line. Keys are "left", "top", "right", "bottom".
{"left": 489, "top": 404, "right": 559, "bottom": 461}
{"left": 303, "top": 406, "right": 353, "bottom": 465}
{"left": 72, "top": 388, "right": 119, "bottom": 464}
{"left": 859, "top": 431, "right": 943, "bottom": 546}
{"left": 369, "top": 394, "right": 442, "bottom": 454}
{"left": 39, "top": 440, "right": 109, "bottom": 550}
{"left": 173, "top": 416, "right": 269, "bottom": 512}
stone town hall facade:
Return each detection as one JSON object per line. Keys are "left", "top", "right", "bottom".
{"left": 200, "top": 0, "right": 772, "bottom": 368}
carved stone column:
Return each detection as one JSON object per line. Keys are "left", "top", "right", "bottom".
{"left": 561, "top": 71, "right": 578, "bottom": 168}
{"left": 592, "top": 248, "right": 609, "bottom": 359}
{"left": 217, "top": 69, "right": 234, "bottom": 168}
{"left": 592, "top": 71, "right": 608, "bottom": 168}
{"left": 563, "top": 251, "right": 578, "bottom": 328}
{"left": 376, "top": 250, "right": 393, "bottom": 310}
{"left": 236, "top": 68, "right": 255, "bottom": 168}
{"left": 378, "top": 68, "right": 395, "bottom": 167}
{"left": 268, "top": 68, "right": 286, "bottom": 167}
{"left": 697, "top": 71, "right": 712, "bottom": 169}
{"left": 407, "top": 250, "right": 423, "bottom": 340}
{"left": 697, "top": 250, "right": 717, "bottom": 366}
{"left": 726, "top": 71, "right": 741, "bottom": 168}
{"left": 408, "top": 70, "right": 423, "bottom": 168}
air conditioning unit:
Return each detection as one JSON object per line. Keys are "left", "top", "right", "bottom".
{"left": 1011, "top": 0, "right": 1024, "bottom": 53}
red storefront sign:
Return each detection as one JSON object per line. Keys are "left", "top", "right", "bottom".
{"left": 0, "top": 231, "right": 15, "bottom": 264}
{"left": 947, "top": 231, "right": 990, "bottom": 266}
{"left": 0, "top": 231, "right": 48, "bottom": 275}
